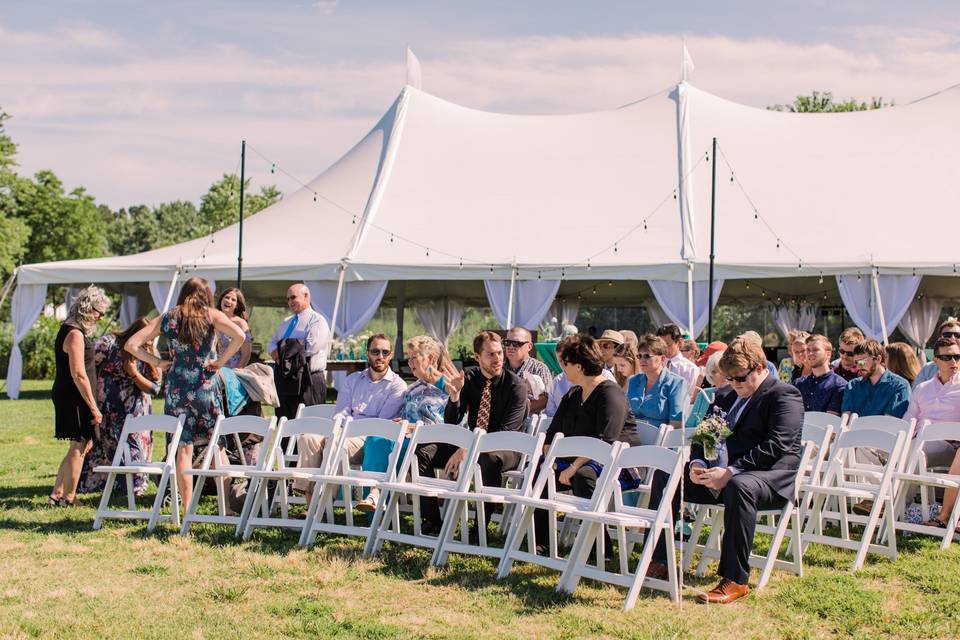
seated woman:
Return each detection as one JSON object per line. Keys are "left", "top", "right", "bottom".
{"left": 357, "top": 335, "right": 453, "bottom": 512}
{"left": 625, "top": 334, "right": 689, "bottom": 429}
{"left": 533, "top": 334, "right": 636, "bottom": 548}
{"left": 612, "top": 343, "right": 640, "bottom": 393}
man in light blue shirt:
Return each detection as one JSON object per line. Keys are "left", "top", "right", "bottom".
{"left": 840, "top": 339, "right": 910, "bottom": 418}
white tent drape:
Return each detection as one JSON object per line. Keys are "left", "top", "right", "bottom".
{"left": 644, "top": 301, "right": 671, "bottom": 329}
{"left": 119, "top": 291, "right": 139, "bottom": 330}
{"left": 413, "top": 298, "right": 464, "bottom": 345}
{"left": 771, "top": 303, "right": 819, "bottom": 340}
{"left": 484, "top": 280, "right": 560, "bottom": 330}
{"left": 540, "top": 298, "right": 580, "bottom": 337}
{"left": 6, "top": 283, "right": 48, "bottom": 399}
{"left": 836, "top": 274, "right": 921, "bottom": 342}
{"left": 898, "top": 297, "right": 944, "bottom": 360}
{"left": 306, "top": 280, "right": 387, "bottom": 337}
{"left": 648, "top": 279, "right": 724, "bottom": 338}
{"left": 149, "top": 279, "right": 181, "bottom": 314}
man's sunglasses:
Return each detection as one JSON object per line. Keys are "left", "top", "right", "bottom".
{"left": 637, "top": 353, "right": 655, "bottom": 360}
{"left": 726, "top": 371, "right": 753, "bottom": 383}
{"left": 936, "top": 353, "right": 960, "bottom": 362}
{"left": 502, "top": 339, "right": 528, "bottom": 348}
{"left": 368, "top": 348, "right": 391, "bottom": 357}
{"left": 839, "top": 349, "right": 856, "bottom": 357}
{"left": 942, "top": 331, "right": 960, "bottom": 339}
{"left": 855, "top": 358, "right": 874, "bottom": 366}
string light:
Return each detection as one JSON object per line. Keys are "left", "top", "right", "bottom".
{"left": 389, "top": 233, "right": 394, "bottom": 244}
{"left": 818, "top": 272, "right": 824, "bottom": 284}
{"left": 592, "top": 286, "right": 598, "bottom": 295}
{"left": 425, "top": 248, "right": 430, "bottom": 257}
{"left": 587, "top": 260, "right": 591, "bottom": 271}
{"left": 607, "top": 280, "right": 613, "bottom": 287}
{"left": 561, "top": 267, "right": 566, "bottom": 280}
{"left": 857, "top": 273, "right": 862, "bottom": 281}
{"left": 313, "top": 193, "right": 318, "bottom": 202}
{"left": 352, "top": 215, "right": 357, "bottom": 225}
{"left": 614, "top": 243, "right": 619, "bottom": 253}
{"left": 270, "top": 163, "right": 276, "bottom": 174}
{"left": 458, "top": 258, "right": 463, "bottom": 270}
{"left": 745, "top": 281, "right": 750, "bottom": 289}
{"left": 537, "top": 270, "right": 541, "bottom": 280}
{"left": 730, "top": 174, "right": 734, "bottom": 183}
{"left": 705, "top": 152, "right": 710, "bottom": 163}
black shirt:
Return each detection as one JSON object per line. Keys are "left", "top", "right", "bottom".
{"left": 444, "top": 367, "right": 528, "bottom": 432}
{"left": 546, "top": 379, "right": 634, "bottom": 445}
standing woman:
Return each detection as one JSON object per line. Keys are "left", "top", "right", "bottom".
{"left": 77, "top": 317, "right": 161, "bottom": 494}
{"left": 50, "top": 286, "right": 110, "bottom": 506}
{"left": 216, "top": 288, "right": 252, "bottom": 368}
{"left": 125, "top": 277, "right": 245, "bottom": 512}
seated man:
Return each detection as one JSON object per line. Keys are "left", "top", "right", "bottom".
{"left": 832, "top": 327, "right": 864, "bottom": 382}
{"left": 647, "top": 338, "right": 804, "bottom": 604}
{"left": 795, "top": 334, "right": 847, "bottom": 415}
{"left": 656, "top": 324, "right": 700, "bottom": 390}
{"left": 503, "top": 326, "right": 554, "bottom": 415}
{"left": 294, "top": 334, "right": 407, "bottom": 504}
{"left": 416, "top": 331, "right": 528, "bottom": 534}
{"left": 840, "top": 339, "right": 910, "bottom": 419}
{"left": 913, "top": 319, "right": 960, "bottom": 388}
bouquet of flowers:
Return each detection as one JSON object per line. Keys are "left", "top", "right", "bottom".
{"left": 690, "top": 407, "right": 732, "bottom": 462}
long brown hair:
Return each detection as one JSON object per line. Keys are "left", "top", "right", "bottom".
{"left": 174, "top": 277, "right": 214, "bottom": 346}
{"left": 116, "top": 317, "right": 160, "bottom": 380}
{"left": 217, "top": 287, "right": 248, "bottom": 320}
{"left": 885, "top": 342, "right": 921, "bottom": 385}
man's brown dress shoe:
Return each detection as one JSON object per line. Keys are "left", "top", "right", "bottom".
{"left": 696, "top": 578, "right": 750, "bottom": 604}
{"left": 644, "top": 561, "right": 669, "bottom": 580}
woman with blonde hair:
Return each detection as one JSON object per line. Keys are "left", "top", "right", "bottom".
{"left": 125, "top": 277, "right": 245, "bottom": 511}
{"left": 49, "top": 286, "right": 111, "bottom": 506}
{"left": 885, "top": 342, "right": 921, "bottom": 386}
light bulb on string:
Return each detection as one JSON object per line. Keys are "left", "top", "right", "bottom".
{"left": 643, "top": 220, "right": 648, "bottom": 230}
{"left": 673, "top": 190, "right": 677, "bottom": 200}
{"left": 425, "top": 248, "right": 430, "bottom": 258}
{"left": 592, "top": 286, "right": 597, "bottom": 295}
{"left": 389, "top": 233, "right": 394, "bottom": 244}
{"left": 490, "top": 265, "right": 494, "bottom": 274}
{"left": 730, "top": 174, "right": 734, "bottom": 183}
{"left": 754, "top": 209, "right": 758, "bottom": 220}
{"left": 537, "top": 270, "right": 541, "bottom": 280}
{"left": 352, "top": 215, "right": 357, "bottom": 225}
{"left": 857, "top": 273, "right": 862, "bottom": 281}
{"left": 776, "top": 239, "right": 780, "bottom": 249}
{"left": 608, "top": 280, "right": 613, "bottom": 287}
{"left": 271, "top": 163, "right": 276, "bottom": 174}
{"left": 313, "top": 193, "right": 318, "bottom": 202}
{"left": 577, "top": 293, "right": 582, "bottom": 300}
{"left": 705, "top": 152, "right": 710, "bottom": 163}
{"left": 823, "top": 293, "right": 828, "bottom": 300}
{"left": 561, "top": 267, "right": 566, "bottom": 280}
{"left": 819, "top": 272, "right": 824, "bottom": 285}
{"left": 458, "top": 258, "right": 463, "bottom": 270}
{"left": 614, "top": 243, "right": 619, "bottom": 253}
{"left": 587, "top": 260, "right": 591, "bottom": 271}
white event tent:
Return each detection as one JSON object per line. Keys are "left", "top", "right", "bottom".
{"left": 5, "top": 71, "right": 960, "bottom": 398}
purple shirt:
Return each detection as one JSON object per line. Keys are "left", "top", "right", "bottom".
{"left": 334, "top": 367, "right": 407, "bottom": 419}
{"left": 795, "top": 370, "right": 847, "bottom": 414}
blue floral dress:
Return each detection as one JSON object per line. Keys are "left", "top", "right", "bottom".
{"left": 161, "top": 312, "right": 223, "bottom": 446}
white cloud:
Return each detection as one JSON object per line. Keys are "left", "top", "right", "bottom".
{"left": 1, "top": 19, "right": 958, "bottom": 207}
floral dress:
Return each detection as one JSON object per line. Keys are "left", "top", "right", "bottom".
{"left": 77, "top": 334, "right": 155, "bottom": 494}
{"left": 161, "top": 312, "right": 223, "bottom": 446}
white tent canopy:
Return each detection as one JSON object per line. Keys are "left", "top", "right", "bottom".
{"left": 7, "top": 78, "right": 960, "bottom": 397}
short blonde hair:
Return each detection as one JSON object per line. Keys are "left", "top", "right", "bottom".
{"left": 67, "top": 286, "right": 111, "bottom": 336}
{"left": 738, "top": 330, "right": 763, "bottom": 348}
{"left": 719, "top": 338, "right": 767, "bottom": 375}
{"left": 405, "top": 335, "right": 453, "bottom": 371}
{"left": 787, "top": 330, "right": 810, "bottom": 345}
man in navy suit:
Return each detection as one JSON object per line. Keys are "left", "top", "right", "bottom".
{"left": 646, "top": 338, "right": 804, "bottom": 603}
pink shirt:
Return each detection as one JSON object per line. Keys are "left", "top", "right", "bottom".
{"left": 904, "top": 372, "right": 960, "bottom": 426}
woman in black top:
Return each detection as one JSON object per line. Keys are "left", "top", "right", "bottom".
{"left": 50, "top": 286, "right": 110, "bottom": 506}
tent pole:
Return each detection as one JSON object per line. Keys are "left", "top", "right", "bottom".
{"left": 506, "top": 264, "right": 517, "bottom": 329}
{"left": 395, "top": 283, "right": 406, "bottom": 371}
{"left": 160, "top": 270, "right": 180, "bottom": 313}
{"left": 871, "top": 268, "right": 889, "bottom": 345}
{"left": 330, "top": 264, "right": 347, "bottom": 340}
{"left": 237, "top": 140, "right": 246, "bottom": 288}
{"left": 707, "top": 136, "right": 717, "bottom": 342}
{"left": 0, "top": 267, "right": 18, "bottom": 318}
{"left": 686, "top": 262, "right": 695, "bottom": 339}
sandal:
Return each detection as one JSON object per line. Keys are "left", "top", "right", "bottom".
{"left": 920, "top": 518, "right": 947, "bottom": 528}
{"left": 47, "top": 495, "right": 61, "bottom": 507}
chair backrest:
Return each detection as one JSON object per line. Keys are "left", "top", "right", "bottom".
{"left": 804, "top": 411, "right": 846, "bottom": 432}
{"left": 114, "top": 414, "right": 185, "bottom": 467}
{"left": 635, "top": 421, "right": 668, "bottom": 446}
{"left": 908, "top": 421, "right": 960, "bottom": 472}
{"left": 330, "top": 417, "right": 406, "bottom": 478}
{"left": 660, "top": 426, "right": 701, "bottom": 450}
{"left": 535, "top": 416, "right": 553, "bottom": 436}
{"left": 473, "top": 430, "right": 547, "bottom": 493}
{"left": 847, "top": 414, "right": 915, "bottom": 436}
{"left": 401, "top": 423, "right": 484, "bottom": 488}
{"left": 297, "top": 403, "right": 341, "bottom": 419}
{"left": 532, "top": 435, "right": 625, "bottom": 509}
{"left": 199, "top": 415, "right": 277, "bottom": 470}
{"left": 823, "top": 427, "right": 906, "bottom": 487}
{"left": 800, "top": 423, "right": 833, "bottom": 485}
{"left": 268, "top": 416, "right": 342, "bottom": 472}
{"left": 609, "top": 445, "right": 683, "bottom": 514}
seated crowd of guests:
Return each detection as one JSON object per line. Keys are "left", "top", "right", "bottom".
{"left": 47, "top": 283, "right": 960, "bottom": 604}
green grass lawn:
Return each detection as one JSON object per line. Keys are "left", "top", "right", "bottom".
{"left": 2, "top": 379, "right": 960, "bottom": 639}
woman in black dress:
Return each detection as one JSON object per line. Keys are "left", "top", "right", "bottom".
{"left": 50, "top": 286, "right": 110, "bottom": 506}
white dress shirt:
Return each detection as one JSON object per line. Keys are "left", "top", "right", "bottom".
{"left": 666, "top": 352, "right": 700, "bottom": 390}
{"left": 267, "top": 307, "right": 330, "bottom": 373}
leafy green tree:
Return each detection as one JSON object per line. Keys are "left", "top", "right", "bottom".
{"left": 0, "top": 110, "right": 29, "bottom": 278}
{"left": 199, "top": 174, "right": 281, "bottom": 233}
{"left": 768, "top": 91, "right": 892, "bottom": 113}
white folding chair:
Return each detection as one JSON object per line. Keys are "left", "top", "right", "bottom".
{"left": 296, "top": 403, "right": 342, "bottom": 419}
{"left": 431, "top": 430, "right": 546, "bottom": 566}
{"left": 363, "top": 423, "right": 483, "bottom": 558}
{"left": 892, "top": 421, "right": 960, "bottom": 549}
{"left": 299, "top": 417, "right": 407, "bottom": 548}
{"left": 533, "top": 416, "right": 553, "bottom": 436}
{"left": 239, "top": 416, "right": 343, "bottom": 539}
{"left": 804, "top": 411, "right": 847, "bottom": 433}
{"left": 556, "top": 445, "right": 684, "bottom": 608}
{"left": 692, "top": 438, "right": 819, "bottom": 590}
{"left": 180, "top": 415, "right": 277, "bottom": 535}
{"left": 660, "top": 426, "right": 701, "bottom": 451}
{"left": 93, "top": 414, "right": 185, "bottom": 532}
{"left": 495, "top": 436, "right": 626, "bottom": 578}
{"left": 799, "top": 428, "right": 907, "bottom": 570}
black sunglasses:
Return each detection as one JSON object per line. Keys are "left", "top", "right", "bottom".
{"left": 936, "top": 353, "right": 960, "bottom": 362}
{"left": 727, "top": 371, "right": 754, "bottom": 383}
{"left": 942, "top": 331, "right": 960, "bottom": 339}
{"left": 637, "top": 353, "right": 654, "bottom": 360}
{"left": 502, "top": 339, "right": 528, "bottom": 348}
{"left": 368, "top": 348, "right": 391, "bottom": 357}
{"left": 839, "top": 349, "right": 856, "bottom": 357}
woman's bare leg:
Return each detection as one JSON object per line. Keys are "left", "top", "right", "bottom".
{"left": 177, "top": 444, "right": 194, "bottom": 514}
{"left": 61, "top": 439, "right": 93, "bottom": 503}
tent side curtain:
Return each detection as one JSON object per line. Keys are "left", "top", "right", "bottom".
{"left": 897, "top": 297, "right": 944, "bottom": 359}
{"left": 306, "top": 280, "right": 388, "bottom": 337}
{"left": 6, "top": 284, "right": 48, "bottom": 399}
{"left": 484, "top": 280, "right": 561, "bottom": 330}
{"left": 835, "top": 274, "right": 921, "bottom": 342}
{"left": 413, "top": 298, "right": 464, "bottom": 345}
{"left": 772, "top": 303, "right": 819, "bottom": 341}
{"left": 648, "top": 278, "right": 724, "bottom": 339}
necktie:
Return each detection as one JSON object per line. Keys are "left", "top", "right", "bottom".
{"left": 477, "top": 378, "right": 492, "bottom": 430}
{"left": 729, "top": 397, "right": 748, "bottom": 425}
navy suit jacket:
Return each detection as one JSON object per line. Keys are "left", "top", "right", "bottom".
{"left": 698, "top": 374, "right": 804, "bottom": 501}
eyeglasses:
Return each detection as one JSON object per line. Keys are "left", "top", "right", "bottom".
{"left": 726, "top": 372, "right": 753, "bottom": 383}
{"left": 936, "top": 353, "right": 960, "bottom": 362}
{"left": 637, "top": 353, "right": 654, "bottom": 360}
{"left": 368, "top": 348, "right": 391, "bottom": 357}
{"left": 839, "top": 349, "right": 856, "bottom": 357}
{"left": 502, "top": 339, "right": 528, "bottom": 348}
{"left": 855, "top": 358, "right": 871, "bottom": 366}
{"left": 943, "top": 331, "right": 960, "bottom": 339}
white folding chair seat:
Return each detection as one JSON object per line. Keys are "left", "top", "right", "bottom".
{"left": 892, "top": 421, "right": 960, "bottom": 549}
{"left": 496, "top": 436, "right": 625, "bottom": 577}
{"left": 431, "top": 430, "right": 546, "bottom": 566}
{"left": 799, "top": 428, "right": 907, "bottom": 569}
{"left": 299, "top": 418, "right": 407, "bottom": 547}
{"left": 239, "top": 416, "right": 343, "bottom": 539}
{"left": 180, "top": 415, "right": 277, "bottom": 535}
{"left": 556, "top": 445, "right": 684, "bottom": 608}
{"left": 93, "top": 414, "right": 185, "bottom": 532}
{"left": 363, "top": 424, "right": 483, "bottom": 558}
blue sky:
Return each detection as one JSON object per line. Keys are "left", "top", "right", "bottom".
{"left": 1, "top": 1, "right": 958, "bottom": 207}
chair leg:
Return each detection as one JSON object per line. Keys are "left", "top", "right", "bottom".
{"left": 853, "top": 495, "right": 886, "bottom": 570}
{"left": 682, "top": 506, "right": 709, "bottom": 572}
{"left": 148, "top": 471, "right": 169, "bottom": 532}
{"left": 125, "top": 473, "right": 136, "bottom": 510}
{"left": 496, "top": 506, "right": 534, "bottom": 579}
{"left": 757, "top": 506, "right": 792, "bottom": 590}
{"left": 431, "top": 499, "right": 463, "bottom": 567}
{"left": 93, "top": 472, "right": 117, "bottom": 530}
{"left": 696, "top": 509, "right": 723, "bottom": 578}
{"left": 791, "top": 510, "right": 803, "bottom": 577}
{"left": 557, "top": 520, "right": 599, "bottom": 595}
{"left": 180, "top": 475, "right": 205, "bottom": 535}
{"left": 243, "top": 476, "right": 271, "bottom": 540}
{"left": 170, "top": 474, "right": 181, "bottom": 529}
{"left": 235, "top": 477, "right": 261, "bottom": 538}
